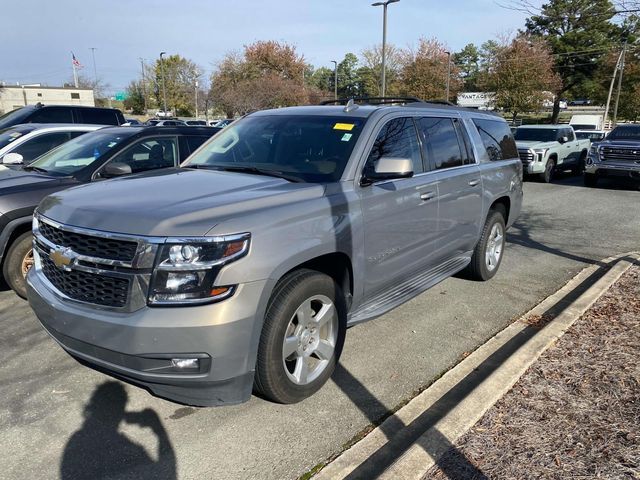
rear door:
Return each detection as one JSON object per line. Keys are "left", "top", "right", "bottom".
{"left": 418, "top": 116, "right": 483, "bottom": 259}
{"left": 359, "top": 116, "right": 440, "bottom": 297}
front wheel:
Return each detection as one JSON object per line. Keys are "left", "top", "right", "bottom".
{"left": 254, "top": 269, "right": 347, "bottom": 404}
{"left": 540, "top": 159, "right": 555, "bottom": 183}
{"left": 463, "top": 210, "right": 506, "bottom": 281}
{"left": 3, "top": 231, "right": 33, "bottom": 299}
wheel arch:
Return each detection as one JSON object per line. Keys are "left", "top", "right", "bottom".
{"left": 0, "top": 216, "right": 32, "bottom": 267}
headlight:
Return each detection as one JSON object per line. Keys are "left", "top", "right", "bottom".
{"left": 533, "top": 149, "right": 547, "bottom": 161}
{"left": 589, "top": 145, "right": 598, "bottom": 154}
{"left": 148, "top": 233, "right": 250, "bottom": 305}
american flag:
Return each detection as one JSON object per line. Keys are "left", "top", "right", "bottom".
{"left": 71, "top": 52, "right": 83, "bottom": 68}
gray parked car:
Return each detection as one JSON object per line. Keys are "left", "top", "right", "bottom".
{"left": 27, "top": 99, "right": 523, "bottom": 406}
{"left": 585, "top": 124, "right": 640, "bottom": 187}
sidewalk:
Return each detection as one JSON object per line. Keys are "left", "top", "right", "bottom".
{"left": 426, "top": 265, "right": 640, "bottom": 479}
{"left": 313, "top": 254, "right": 639, "bottom": 480}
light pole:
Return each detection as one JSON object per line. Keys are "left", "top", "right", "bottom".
{"left": 139, "top": 58, "right": 147, "bottom": 114}
{"left": 159, "top": 51, "right": 168, "bottom": 115}
{"left": 372, "top": 0, "right": 400, "bottom": 97}
{"left": 195, "top": 79, "right": 199, "bottom": 120}
{"left": 331, "top": 60, "right": 338, "bottom": 100}
{"left": 445, "top": 51, "right": 451, "bottom": 102}
{"left": 89, "top": 47, "right": 98, "bottom": 87}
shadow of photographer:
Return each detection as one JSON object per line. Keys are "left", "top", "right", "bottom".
{"left": 61, "top": 381, "right": 176, "bottom": 480}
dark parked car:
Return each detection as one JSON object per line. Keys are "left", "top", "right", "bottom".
{"left": 585, "top": 124, "right": 640, "bottom": 187}
{"left": 185, "top": 120, "right": 207, "bottom": 126}
{"left": 0, "top": 104, "right": 125, "bottom": 130}
{"left": 0, "top": 125, "right": 221, "bottom": 297}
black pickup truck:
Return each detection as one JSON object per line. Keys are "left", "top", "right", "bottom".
{"left": 585, "top": 124, "right": 640, "bottom": 187}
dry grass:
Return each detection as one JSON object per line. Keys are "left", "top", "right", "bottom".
{"left": 427, "top": 265, "right": 640, "bottom": 480}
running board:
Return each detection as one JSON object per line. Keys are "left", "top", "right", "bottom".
{"left": 347, "top": 256, "right": 470, "bottom": 325}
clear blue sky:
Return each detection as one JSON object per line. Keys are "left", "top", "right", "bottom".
{"left": 2, "top": 0, "right": 529, "bottom": 95}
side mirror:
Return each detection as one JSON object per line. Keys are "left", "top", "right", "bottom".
{"left": 101, "top": 162, "right": 132, "bottom": 178}
{"left": 2, "top": 152, "right": 24, "bottom": 164}
{"left": 362, "top": 157, "right": 414, "bottom": 185}
{"left": 559, "top": 136, "right": 569, "bottom": 144}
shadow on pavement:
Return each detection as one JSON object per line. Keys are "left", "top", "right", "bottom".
{"left": 60, "top": 381, "right": 176, "bottom": 480}
{"left": 330, "top": 256, "right": 625, "bottom": 479}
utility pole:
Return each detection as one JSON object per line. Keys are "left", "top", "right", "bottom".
{"left": 331, "top": 60, "right": 338, "bottom": 100}
{"left": 89, "top": 47, "right": 98, "bottom": 87}
{"left": 445, "top": 51, "right": 451, "bottom": 102}
{"left": 612, "top": 43, "right": 627, "bottom": 127}
{"left": 603, "top": 47, "right": 624, "bottom": 129}
{"left": 371, "top": 0, "right": 400, "bottom": 97}
{"left": 139, "top": 58, "right": 147, "bottom": 114}
{"left": 159, "top": 52, "right": 168, "bottom": 115}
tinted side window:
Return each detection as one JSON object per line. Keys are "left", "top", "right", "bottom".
{"left": 419, "top": 117, "right": 463, "bottom": 170}
{"left": 365, "top": 117, "right": 423, "bottom": 175}
{"left": 186, "top": 135, "right": 210, "bottom": 154}
{"left": 29, "top": 107, "right": 73, "bottom": 123}
{"left": 564, "top": 128, "right": 575, "bottom": 141}
{"left": 472, "top": 119, "right": 518, "bottom": 161}
{"left": 12, "top": 132, "right": 71, "bottom": 161}
{"left": 106, "top": 137, "right": 178, "bottom": 174}
{"left": 78, "top": 109, "right": 119, "bottom": 125}
{"left": 454, "top": 119, "right": 475, "bottom": 165}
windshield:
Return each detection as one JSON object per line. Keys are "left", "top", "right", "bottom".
{"left": 30, "top": 129, "right": 135, "bottom": 175}
{"left": 514, "top": 128, "right": 558, "bottom": 142}
{"left": 0, "top": 108, "right": 31, "bottom": 129}
{"left": 576, "top": 131, "right": 605, "bottom": 141}
{"left": 184, "top": 115, "right": 365, "bottom": 183}
{"left": 607, "top": 126, "right": 640, "bottom": 141}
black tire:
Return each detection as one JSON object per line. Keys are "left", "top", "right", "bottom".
{"left": 540, "top": 158, "right": 555, "bottom": 183}
{"left": 254, "top": 269, "right": 347, "bottom": 404}
{"left": 3, "top": 232, "right": 33, "bottom": 299}
{"left": 463, "top": 210, "right": 506, "bottom": 281}
{"left": 572, "top": 152, "right": 587, "bottom": 175}
{"left": 584, "top": 172, "right": 598, "bottom": 188}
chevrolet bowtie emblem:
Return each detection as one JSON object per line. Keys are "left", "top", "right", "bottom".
{"left": 50, "top": 248, "right": 75, "bottom": 271}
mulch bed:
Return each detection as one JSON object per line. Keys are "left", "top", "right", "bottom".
{"left": 426, "top": 265, "right": 640, "bottom": 480}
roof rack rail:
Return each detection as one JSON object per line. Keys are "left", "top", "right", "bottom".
{"left": 319, "top": 96, "right": 425, "bottom": 106}
{"left": 424, "top": 99, "right": 456, "bottom": 106}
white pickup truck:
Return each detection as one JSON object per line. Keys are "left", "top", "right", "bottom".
{"left": 514, "top": 125, "right": 591, "bottom": 182}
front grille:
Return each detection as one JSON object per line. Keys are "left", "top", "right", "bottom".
{"left": 518, "top": 150, "right": 534, "bottom": 164}
{"left": 39, "top": 221, "right": 138, "bottom": 262}
{"left": 40, "top": 251, "right": 129, "bottom": 307}
{"left": 600, "top": 146, "right": 640, "bottom": 163}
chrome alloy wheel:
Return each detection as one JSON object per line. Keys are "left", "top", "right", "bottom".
{"left": 485, "top": 222, "right": 504, "bottom": 272}
{"left": 21, "top": 248, "right": 34, "bottom": 277}
{"left": 282, "top": 294, "right": 338, "bottom": 385}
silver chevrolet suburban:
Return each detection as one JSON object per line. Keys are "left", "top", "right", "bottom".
{"left": 27, "top": 98, "right": 523, "bottom": 406}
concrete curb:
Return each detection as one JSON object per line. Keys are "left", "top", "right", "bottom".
{"left": 315, "top": 252, "right": 639, "bottom": 480}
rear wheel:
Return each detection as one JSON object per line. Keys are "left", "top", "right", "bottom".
{"left": 463, "top": 210, "right": 506, "bottom": 281}
{"left": 584, "top": 172, "right": 599, "bottom": 188}
{"left": 254, "top": 269, "right": 347, "bottom": 404}
{"left": 3, "top": 232, "right": 33, "bottom": 299}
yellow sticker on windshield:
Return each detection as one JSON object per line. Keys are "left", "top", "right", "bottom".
{"left": 333, "top": 123, "right": 355, "bottom": 131}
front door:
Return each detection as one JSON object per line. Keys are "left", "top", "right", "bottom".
{"left": 359, "top": 117, "right": 440, "bottom": 299}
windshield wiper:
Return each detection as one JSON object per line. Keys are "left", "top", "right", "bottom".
{"left": 22, "top": 165, "right": 49, "bottom": 174}
{"left": 189, "top": 164, "right": 301, "bottom": 182}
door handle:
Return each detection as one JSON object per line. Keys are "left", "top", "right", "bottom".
{"left": 468, "top": 179, "right": 480, "bottom": 187}
{"left": 420, "top": 191, "right": 435, "bottom": 201}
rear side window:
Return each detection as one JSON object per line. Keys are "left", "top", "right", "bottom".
{"left": 365, "top": 117, "right": 423, "bottom": 175}
{"left": 77, "top": 109, "right": 119, "bottom": 125}
{"left": 472, "top": 119, "right": 518, "bottom": 161}
{"left": 419, "top": 117, "right": 464, "bottom": 170}
{"left": 28, "top": 107, "right": 73, "bottom": 123}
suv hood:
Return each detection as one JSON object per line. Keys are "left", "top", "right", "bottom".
{"left": 38, "top": 168, "right": 326, "bottom": 236}
{"left": 515, "top": 140, "right": 557, "bottom": 149}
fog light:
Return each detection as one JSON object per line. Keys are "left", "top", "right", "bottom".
{"left": 171, "top": 358, "right": 200, "bottom": 369}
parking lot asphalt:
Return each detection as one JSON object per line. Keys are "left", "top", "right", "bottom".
{"left": 1, "top": 174, "right": 639, "bottom": 480}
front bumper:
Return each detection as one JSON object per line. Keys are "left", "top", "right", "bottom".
{"left": 585, "top": 159, "right": 640, "bottom": 179}
{"left": 27, "top": 268, "right": 271, "bottom": 406}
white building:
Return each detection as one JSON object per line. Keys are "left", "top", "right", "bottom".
{"left": 0, "top": 85, "right": 95, "bottom": 114}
